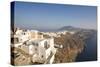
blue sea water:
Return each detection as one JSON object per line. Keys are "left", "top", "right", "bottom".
{"left": 76, "top": 33, "right": 97, "bottom": 61}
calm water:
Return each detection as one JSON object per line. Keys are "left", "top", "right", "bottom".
{"left": 76, "top": 33, "right": 97, "bottom": 61}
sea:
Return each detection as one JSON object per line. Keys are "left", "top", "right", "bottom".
{"left": 76, "top": 32, "right": 97, "bottom": 61}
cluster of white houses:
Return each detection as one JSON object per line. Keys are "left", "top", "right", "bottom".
{"left": 11, "top": 28, "right": 63, "bottom": 64}
{"left": 41, "top": 31, "right": 75, "bottom": 37}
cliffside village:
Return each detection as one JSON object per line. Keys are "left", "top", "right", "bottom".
{"left": 11, "top": 28, "right": 75, "bottom": 65}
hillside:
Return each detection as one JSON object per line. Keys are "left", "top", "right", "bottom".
{"left": 58, "top": 26, "right": 81, "bottom": 32}
{"left": 53, "top": 32, "right": 85, "bottom": 63}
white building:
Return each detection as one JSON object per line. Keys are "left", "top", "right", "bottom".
{"left": 30, "top": 30, "right": 43, "bottom": 40}
{"left": 11, "top": 29, "right": 31, "bottom": 47}
{"left": 11, "top": 29, "right": 44, "bottom": 47}
{"left": 11, "top": 28, "right": 63, "bottom": 64}
{"left": 12, "top": 29, "right": 30, "bottom": 42}
{"left": 25, "top": 38, "right": 56, "bottom": 63}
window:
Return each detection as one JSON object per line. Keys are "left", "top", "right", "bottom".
{"left": 35, "top": 43, "right": 38, "bottom": 46}
{"left": 44, "top": 41, "right": 50, "bottom": 49}
{"left": 22, "top": 32, "right": 25, "bottom": 35}
{"left": 35, "top": 48, "right": 37, "bottom": 51}
{"left": 41, "top": 55, "right": 44, "bottom": 58}
{"left": 11, "top": 37, "right": 19, "bottom": 44}
{"left": 38, "top": 32, "right": 42, "bottom": 35}
{"left": 32, "top": 42, "right": 38, "bottom": 46}
{"left": 32, "top": 42, "right": 35, "bottom": 45}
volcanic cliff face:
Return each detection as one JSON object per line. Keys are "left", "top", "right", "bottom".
{"left": 53, "top": 32, "right": 85, "bottom": 63}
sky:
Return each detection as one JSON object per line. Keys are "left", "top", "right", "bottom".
{"left": 13, "top": 1, "right": 97, "bottom": 30}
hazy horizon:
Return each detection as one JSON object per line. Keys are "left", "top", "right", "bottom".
{"left": 13, "top": 1, "right": 97, "bottom": 30}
